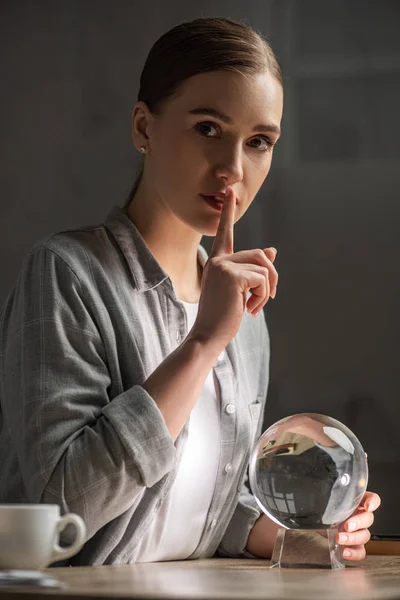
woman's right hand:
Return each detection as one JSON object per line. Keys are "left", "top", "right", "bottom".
{"left": 189, "top": 186, "right": 278, "bottom": 354}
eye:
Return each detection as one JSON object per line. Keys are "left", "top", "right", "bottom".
{"left": 194, "top": 121, "right": 221, "bottom": 138}
{"left": 248, "top": 136, "right": 275, "bottom": 152}
{"left": 193, "top": 122, "right": 276, "bottom": 152}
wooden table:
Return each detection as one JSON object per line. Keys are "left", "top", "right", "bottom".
{"left": 1, "top": 556, "right": 400, "bottom": 600}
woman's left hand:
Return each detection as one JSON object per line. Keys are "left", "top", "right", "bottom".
{"left": 337, "top": 491, "right": 381, "bottom": 561}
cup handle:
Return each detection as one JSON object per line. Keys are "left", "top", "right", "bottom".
{"left": 50, "top": 513, "right": 86, "bottom": 564}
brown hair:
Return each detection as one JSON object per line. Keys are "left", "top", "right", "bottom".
{"left": 124, "top": 17, "right": 282, "bottom": 208}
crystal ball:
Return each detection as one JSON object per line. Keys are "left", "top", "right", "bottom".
{"left": 249, "top": 413, "right": 368, "bottom": 529}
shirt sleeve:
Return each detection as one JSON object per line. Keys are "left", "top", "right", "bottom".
{"left": 216, "top": 309, "right": 270, "bottom": 557}
{"left": 0, "top": 245, "right": 176, "bottom": 541}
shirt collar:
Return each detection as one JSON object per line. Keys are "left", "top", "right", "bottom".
{"left": 103, "top": 205, "right": 208, "bottom": 293}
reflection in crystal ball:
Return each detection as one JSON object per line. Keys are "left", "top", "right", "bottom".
{"left": 249, "top": 413, "right": 368, "bottom": 530}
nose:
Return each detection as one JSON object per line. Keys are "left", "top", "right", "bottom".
{"left": 214, "top": 143, "right": 244, "bottom": 185}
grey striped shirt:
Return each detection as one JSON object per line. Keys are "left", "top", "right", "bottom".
{"left": 0, "top": 205, "right": 270, "bottom": 565}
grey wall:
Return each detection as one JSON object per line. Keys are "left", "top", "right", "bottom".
{"left": 1, "top": 0, "right": 399, "bottom": 535}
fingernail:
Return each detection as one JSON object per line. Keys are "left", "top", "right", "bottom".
{"left": 339, "top": 534, "right": 348, "bottom": 543}
{"left": 271, "top": 247, "right": 277, "bottom": 254}
{"left": 367, "top": 503, "right": 375, "bottom": 512}
{"left": 270, "top": 290, "right": 276, "bottom": 299}
{"left": 348, "top": 522, "right": 357, "bottom": 532}
{"left": 343, "top": 549, "right": 351, "bottom": 558}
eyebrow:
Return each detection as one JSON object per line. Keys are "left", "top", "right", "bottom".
{"left": 188, "top": 107, "right": 281, "bottom": 136}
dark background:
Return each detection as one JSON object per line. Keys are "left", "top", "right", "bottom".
{"left": 1, "top": 0, "right": 399, "bottom": 536}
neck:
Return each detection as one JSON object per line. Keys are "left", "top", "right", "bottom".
{"left": 127, "top": 177, "right": 203, "bottom": 303}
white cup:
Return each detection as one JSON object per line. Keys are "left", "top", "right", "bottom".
{"left": 0, "top": 504, "right": 86, "bottom": 569}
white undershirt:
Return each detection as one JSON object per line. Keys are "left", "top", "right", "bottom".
{"left": 135, "top": 300, "right": 221, "bottom": 562}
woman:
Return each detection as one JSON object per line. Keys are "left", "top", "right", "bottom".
{"left": 0, "top": 17, "right": 379, "bottom": 565}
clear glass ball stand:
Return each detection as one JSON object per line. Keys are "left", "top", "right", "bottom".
{"left": 270, "top": 528, "right": 344, "bottom": 569}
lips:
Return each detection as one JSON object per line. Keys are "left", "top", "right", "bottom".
{"left": 200, "top": 193, "right": 239, "bottom": 204}
{"left": 201, "top": 195, "right": 224, "bottom": 212}
{"left": 202, "top": 192, "right": 226, "bottom": 200}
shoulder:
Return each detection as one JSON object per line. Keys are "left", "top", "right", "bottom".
{"left": 24, "top": 221, "right": 119, "bottom": 284}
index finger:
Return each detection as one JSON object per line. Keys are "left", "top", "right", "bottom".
{"left": 209, "top": 187, "right": 236, "bottom": 257}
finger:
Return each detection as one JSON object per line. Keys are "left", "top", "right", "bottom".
{"left": 209, "top": 187, "right": 236, "bottom": 257}
{"left": 344, "top": 510, "right": 374, "bottom": 533}
{"left": 337, "top": 529, "right": 371, "bottom": 547}
{"left": 361, "top": 491, "right": 381, "bottom": 513}
{"left": 229, "top": 249, "right": 278, "bottom": 298}
{"left": 263, "top": 248, "right": 278, "bottom": 298}
{"left": 248, "top": 276, "right": 271, "bottom": 316}
{"left": 341, "top": 545, "right": 366, "bottom": 561}
{"left": 242, "top": 265, "right": 270, "bottom": 313}
{"left": 242, "top": 268, "right": 270, "bottom": 314}
{"left": 263, "top": 247, "right": 277, "bottom": 264}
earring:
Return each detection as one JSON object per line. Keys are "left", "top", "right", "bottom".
{"left": 139, "top": 146, "right": 146, "bottom": 154}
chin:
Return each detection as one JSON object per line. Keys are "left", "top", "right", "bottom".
{"left": 188, "top": 218, "right": 222, "bottom": 237}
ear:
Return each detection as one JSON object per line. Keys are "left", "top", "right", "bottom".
{"left": 131, "top": 101, "right": 154, "bottom": 151}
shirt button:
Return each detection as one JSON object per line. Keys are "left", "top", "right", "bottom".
{"left": 210, "top": 519, "right": 217, "bottom": 530}
{"left": 217, "top": 351, "right": 225, "bottom": 362}
{"left": 224, "top": 463, "right": 233, "bottom": 474}
{"left": 176, "top": 330, "right": 182, "bottom": 342}
{"left": 225, "top": 404, "right": 235, "bottom": 415}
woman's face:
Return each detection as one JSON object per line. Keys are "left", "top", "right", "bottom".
{"left": 137, "top": 69, "right": 283, "bottom": 236}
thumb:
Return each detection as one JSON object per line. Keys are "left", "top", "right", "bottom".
{"left": 263, "top": 247, "right": 277, "bottom": 263}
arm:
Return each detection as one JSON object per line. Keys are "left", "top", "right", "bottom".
{"left": 0, "top": 245, "right": 221, "bottom": 541}
{"left": 245, "top": 514, "right": 280, "bottom": 558}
